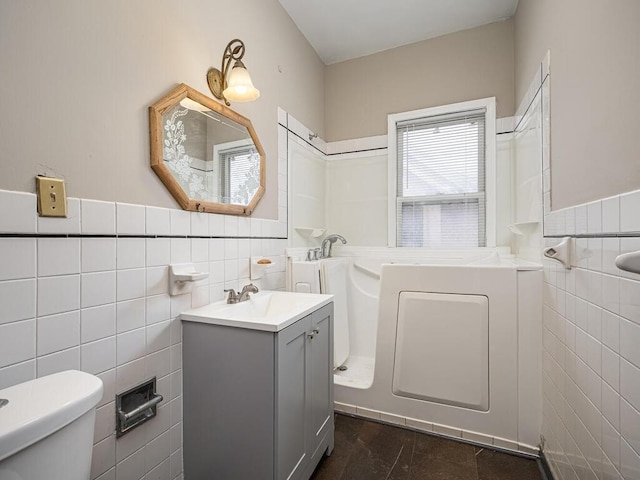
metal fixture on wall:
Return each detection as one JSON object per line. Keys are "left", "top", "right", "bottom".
{"left": 207, "top": 39, "right": 260, "bottom": 106}
{"left": 543, "top": 237, "right": 573, "bottom": 269}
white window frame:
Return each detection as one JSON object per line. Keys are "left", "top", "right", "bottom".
{"left": 387, "top": 97, "right": 497, "bottom": 248}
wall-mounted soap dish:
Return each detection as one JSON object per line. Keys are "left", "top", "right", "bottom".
{"left": 294, "top": 227, "right": 326, "bottom": 238}
{"left": 508, "top": 222, "right": 539, "bottom": 236}
{"left": 250, "top": 257, "right": 275, "bottom": 280}
{"left": 169, "top": 263, "right": 208, "bottom": 296}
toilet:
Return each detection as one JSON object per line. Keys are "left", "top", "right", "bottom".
{"left": 0, "top": 370, "right": 103, "bottom": 480}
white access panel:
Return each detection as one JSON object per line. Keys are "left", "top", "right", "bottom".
{"left": 392, "top": 291, "right": 489, "bottom": 411}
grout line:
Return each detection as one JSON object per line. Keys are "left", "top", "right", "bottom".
{"left": 545, "top": 232, "right": 640, "bottom": 238}
{"left": 0, "top": 233, "right": 287, "bottom": 240}
{"left": 280, "top": 121, "right": 387, "bottom": 157}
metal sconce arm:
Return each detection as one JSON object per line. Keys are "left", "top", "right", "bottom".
{"left": 207, "top": 39, "right": 246, "bottom": 106}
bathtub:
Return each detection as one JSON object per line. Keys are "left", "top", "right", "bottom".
{"left": 287, "top": 247, "right": 543, "bottom": 452}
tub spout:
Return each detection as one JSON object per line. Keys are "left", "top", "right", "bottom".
{"left": 321, "top": 234, "right": 347, "bottom": 258}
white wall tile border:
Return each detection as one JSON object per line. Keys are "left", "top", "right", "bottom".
{"left": 116, "top": 203, "right": 146, "bottom": 235}
{"left": 1, "top": 111, "right": 289, "bottom": 241}
{"left": 545, "top": 188, "right": 640, "bottom": 237}
{"left": 82, "top": 199, "right": 116, "bottom": 235}
{"left": 0, "top": 190, "right": 37, "bottom": 234}
{"left": 38, "top": 197, "right": 81, "bottom": 234}
{"left": 146, "top": 206, "right": 171, "bottom": 236}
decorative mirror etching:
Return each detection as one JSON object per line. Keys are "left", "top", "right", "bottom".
{"left": 150, "top": 84, "right": 265, "bottom": 216}
{"left": 163, "top": 106, "right": 207, "bottom": 200}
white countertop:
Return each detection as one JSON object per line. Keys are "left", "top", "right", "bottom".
{"left": 180, "top": 290, "right": 334, "bottom": 332}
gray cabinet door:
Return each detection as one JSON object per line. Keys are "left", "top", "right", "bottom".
{"left": 308, "top": 304, "right": 333, "bottom": 458}
{"left": 183, "top": 323, "right": 275, "bottom": 480}
{"left": 276, "top": 315, "right": 311, "bottom": 480}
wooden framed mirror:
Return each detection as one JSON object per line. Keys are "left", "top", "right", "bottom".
{"left": 149, "top": 83, "right": 265, "bottom": 215}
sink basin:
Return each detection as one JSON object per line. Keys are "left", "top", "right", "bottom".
{"left": 180, "top": 290, "right": 333, "bottom": 332}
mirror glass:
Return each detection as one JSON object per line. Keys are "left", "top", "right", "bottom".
{"left": 150, "top": 84, "right": 265, "bottom": 215}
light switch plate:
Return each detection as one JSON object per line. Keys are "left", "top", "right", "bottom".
{"left": 36, "top": 176, "right": 68, "bottom": 217}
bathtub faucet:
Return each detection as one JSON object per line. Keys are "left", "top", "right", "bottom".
{"left": 321, "top": 234, "right": 347, "bottom": 258}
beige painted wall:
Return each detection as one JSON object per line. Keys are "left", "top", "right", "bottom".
{"left": 515, "top": 0, "right": 640, "bottom": 210}
{"left": 0, "top": 0, "right": 325, "bottom": 218}
{"left": 324, "top": 20, "right": 515, "bottom": 142}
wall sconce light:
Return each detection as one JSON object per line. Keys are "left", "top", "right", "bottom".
{"left": 207, "top": 39, "right": 260, "bottom": 106}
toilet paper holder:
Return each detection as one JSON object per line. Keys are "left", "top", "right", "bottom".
{"left": 116, "top": 377, "right": 163, "bottom": 437}
{"left": 543, "top": 237, "right": 573, "bottom": 269}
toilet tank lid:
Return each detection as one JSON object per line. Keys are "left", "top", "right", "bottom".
{"left": 0, "top": 370, "right": 103, "bottom": 462}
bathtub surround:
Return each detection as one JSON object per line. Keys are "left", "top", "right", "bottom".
{"left": 540, "top": 191, "right": 640, "bottom": 480}
{"left": 285, "top": 109, "right": 515, "bottom": 251}
{"left": 0, "top": 189, "right": 288, "bottom": 480}
{"left": 509, "top": 53, "right": 548, "bottom": 264}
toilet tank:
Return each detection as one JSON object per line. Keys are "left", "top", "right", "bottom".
{"left": 0, "top": 370, "right": 103, "bottom": 480}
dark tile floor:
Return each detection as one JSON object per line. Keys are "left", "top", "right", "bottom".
{"left": 311, "top": 414, "right": 543, "bottom": 480}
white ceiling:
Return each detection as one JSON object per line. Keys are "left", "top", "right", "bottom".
{"left": 278, "top": 0, "right": 519, "bottom": 65}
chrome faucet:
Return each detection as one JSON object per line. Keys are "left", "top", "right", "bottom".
{"left": 224, "top": 283, "right": 259, "bottom": 304}
{"left": 321, "top": 234, "right": 347, "bottom": 259}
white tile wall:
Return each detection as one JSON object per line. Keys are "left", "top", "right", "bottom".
{"left": 0, "top": 190, "right": 37, "bottom": 234}
{"left": 82, "top": 238, "right": 117, "bottom": 273}
{"left": 37, "top": 238, "right": 80, "bottom": 276}
{"left": 542, "top": 190, "right": 640, "bottom": 480}
{"left": 116, "top": 238, "right": 145, "bottom": 270}
{"left": 0, "top": 238, "right": 36, "bottom": 280}
{"left": 116, "top": 203, "right": 145, "bottom": 235}
{"left": 0, "top": 186, "right": 288, "bottom": 480}
{"left": 82, "top": 200, "right": 116, "bottom": 235}
{"left": 38, "top": 197, "right": 81, "bottom": 234}
{"left": 146, "top": 207, "right": 171, "bottom": 236}
{"left": 169, "top": 210, "right": 190, "bottom": 236}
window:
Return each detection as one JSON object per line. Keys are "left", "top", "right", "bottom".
{"left": 388, "top": 98, "right": 496, "bottom": 247}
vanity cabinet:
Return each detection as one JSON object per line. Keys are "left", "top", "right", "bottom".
{"left": 182, "top": 301, "right": 334, "bottom": 480}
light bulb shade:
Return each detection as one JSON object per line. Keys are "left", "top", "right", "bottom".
{"left": 223, "top": 65, "right": 260, "bottom": 102}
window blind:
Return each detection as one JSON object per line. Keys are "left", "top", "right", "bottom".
{"left": 396, "top": 108, "right": 486, "bottom": 247}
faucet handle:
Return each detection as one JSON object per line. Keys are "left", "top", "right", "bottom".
{"left": 224, "top": 288, "right": 238, "bottom": 302}
{"left": 240, "top": 283, "right": 259, "bottom": 293}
